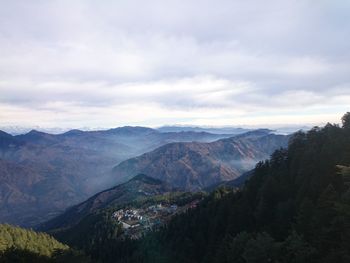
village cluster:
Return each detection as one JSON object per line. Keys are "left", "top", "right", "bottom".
{"left": 112, "top": 201, "right": 199, "bottom": 239}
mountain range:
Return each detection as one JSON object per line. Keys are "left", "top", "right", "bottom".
{"left": 38, "top": 129, "right": 288, "bottom": 232}
{"left": 0, "top": 127, "right": 288, "bottom": 227}
{"left": 0, "top": 127, "right": 234, "bottom": 226}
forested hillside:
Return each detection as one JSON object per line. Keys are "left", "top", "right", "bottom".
{"left": 143, "top": 113, "right": 350, "bottom": 263}
{"left": 0, "top": 224, "right": 91, "bottom": 262}
{"left": 62, "top": 113, "right": 350, "bottom": 263}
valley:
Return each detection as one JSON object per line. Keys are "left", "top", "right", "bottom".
{"left": 0, "top": 127, "right": 235, "bottom": 226}
{"left": 0, "top": 127, "right": 287, "bottom": 227}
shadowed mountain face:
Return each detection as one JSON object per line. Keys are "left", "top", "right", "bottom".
{"left": 112, "top": 130, "right": 289, "bottom": 190}
{"left": 204, "top": 170, "right": 255, "bottom": 192}
{"left": 0, "top": 159, "right": 44, "bottom": 226}
{"left": 0, "top": 128, "right": 232, "bottom": 227}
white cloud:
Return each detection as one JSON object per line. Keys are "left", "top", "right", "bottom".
{"left": 0, "top": 0, "right": 349, "bottom": 128}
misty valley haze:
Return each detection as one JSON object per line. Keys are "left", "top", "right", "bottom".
{"left": 0, "top": 127, "right": 287, "bottom": 227}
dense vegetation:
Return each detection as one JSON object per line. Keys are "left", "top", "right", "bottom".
{"left": 145, "top": 113, "right": 350, "bottom": 263}
{"left": 0, "top": 224, "right": 91, "bottom": 262}
{"left": 57, "top": 113, "right": 350, "bottom": 263}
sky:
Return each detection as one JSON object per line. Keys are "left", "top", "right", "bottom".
{"left": 0, "top": 0, "right": 349, "bottom": 129}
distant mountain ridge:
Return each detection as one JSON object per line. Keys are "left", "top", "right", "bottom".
{"left": 112, "top": 129, "right": 290, "bottom": 190}
{"left": 1, "top": 125, "right": 251, "bottom": 136}
{"left": 157, "top": 126, "right": 251, "bottom": 135}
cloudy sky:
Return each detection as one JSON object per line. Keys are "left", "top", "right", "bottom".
{"left": 0, "top": 0, "right": 349, "bottom": 129}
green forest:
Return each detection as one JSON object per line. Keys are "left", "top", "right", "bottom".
{"left": 0, "top": 224, "right": 91, "bottom": 262}
{"left": 53, "top": 113, "right": 350, "bottom": 263}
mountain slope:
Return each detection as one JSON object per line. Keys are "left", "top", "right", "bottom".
{"left": 0, "top": 224, "right": 68, "bottom": 256}
{"left": 0, "top": 224, "right": 91, "bottom": 262}
{"left": 112, "top": 130, "right": 289, "bottom": 190}
{"left": 39, "top": 174, "right": 175, "bottom": 231}
{"left": 0, "top": 159, "right": 44, "bottom": 226}
{"left": 204, "top": 169, "right": 255, "bottom": 192}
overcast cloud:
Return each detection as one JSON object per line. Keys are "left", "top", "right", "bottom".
{"left": 0, "top": 0, "right": 349, "bottom": 128}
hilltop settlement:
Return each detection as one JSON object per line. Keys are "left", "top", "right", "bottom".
{"left": 112, "top": 200, "right": 200, "bottom": 239}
